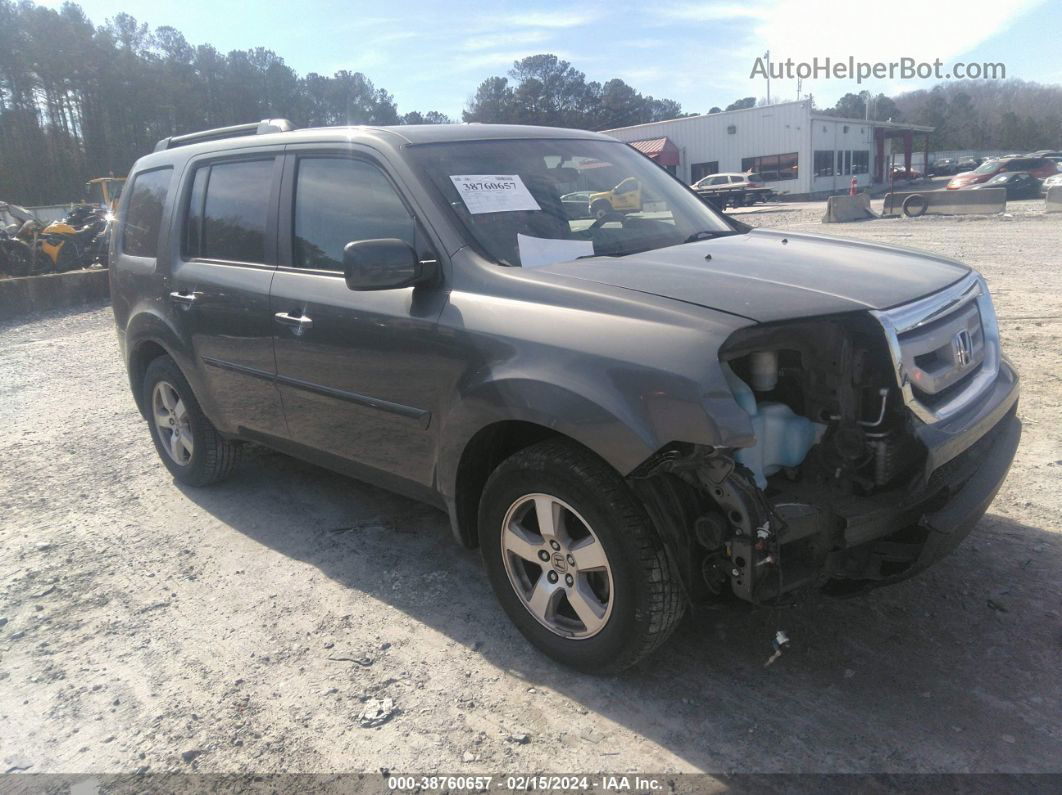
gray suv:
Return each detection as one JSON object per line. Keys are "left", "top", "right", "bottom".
{"left": 111, "top": 120, "right": 1020, "bottom": 673}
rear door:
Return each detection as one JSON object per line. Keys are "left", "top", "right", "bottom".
{"left": 269, "top": 148, "right": 448, "bottom": 486}
{"left": 169, "top": 152, "right": 287, "bottom": 437}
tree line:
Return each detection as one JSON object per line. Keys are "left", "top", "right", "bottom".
{"left": 3, "top": 0, "right": 1059, "bottom": 206}
{"left": 0, "top": 2, "right": 691, "bottom": 205}
{"left": 461, "top": 54, "right": 687, "bottom": 130}
{"left": 0, "top": 0, "right": 461, "bottom": 204}
{"left": 821, "top": 82, "right": 1061, "bottom": 153}
{"left": 718, "top": 82, "right": 1061, "bottom": 155}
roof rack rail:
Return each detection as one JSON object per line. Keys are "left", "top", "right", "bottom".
{"left": 153, "top": 118, "right": 296, "bottom": 153}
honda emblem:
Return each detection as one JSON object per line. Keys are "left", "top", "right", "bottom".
{"left": 952, "top": 329, "right": 972, "bottom": 368}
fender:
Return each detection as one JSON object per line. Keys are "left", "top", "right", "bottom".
{"left": 434, "top": 357, "right": 758, "bottom": 544}
{"left": 123, "top": 305, "right": 222, "bottom": 426}
{"left": 436, "top": 376, "right": 661, "bottom": 494}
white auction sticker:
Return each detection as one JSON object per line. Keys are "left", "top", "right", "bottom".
{"left": 449, "top": 174, "right": 541, "bottom": 214}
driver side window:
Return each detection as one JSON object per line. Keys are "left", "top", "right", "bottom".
{"left": 293, "top": 157, "right": 415, "bottom": 271}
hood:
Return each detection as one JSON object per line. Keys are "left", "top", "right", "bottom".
{"left": 534, "top": 228, "right": 970, "bottom": 323}
{"left": 949, "top": 173, "right": 988, "bottom": 188}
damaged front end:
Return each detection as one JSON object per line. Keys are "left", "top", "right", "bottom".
{"left": 630, "top": 274, "right": 1021, "bottom": 605}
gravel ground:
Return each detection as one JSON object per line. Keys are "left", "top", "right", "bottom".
{"left": 1, "top": 201, "right": 1060, "bottom": 777}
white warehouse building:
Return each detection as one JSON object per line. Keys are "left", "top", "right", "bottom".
{"left": 603, "top": 99, "right": 933, "bottom": 198}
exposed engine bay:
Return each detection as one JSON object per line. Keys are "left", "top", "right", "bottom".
{"left": 720, "top": 315, "right": 923, "bottom": 495}
{"left": 629, "top": 311, "right": 1019, "bottom": 605}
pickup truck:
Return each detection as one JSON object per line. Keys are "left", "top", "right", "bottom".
{"left": 691, "top": 173, "right": 775, "bottom": 208}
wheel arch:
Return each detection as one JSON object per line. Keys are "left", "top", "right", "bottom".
{"left": 124, "top": 309, "right": 204, "bottom": 421}
{"left": 452, "top": 420, "right": 565, "bottom": 548}
{"left": 128, "top": 339, "right": 170, "bottom": 417}
{"left": 440, "top": 379, "right": 668, "bottom": 548}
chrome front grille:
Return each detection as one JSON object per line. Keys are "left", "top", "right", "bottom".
{"left": 871, "top": 273, "right": 1000, "bottom": 424}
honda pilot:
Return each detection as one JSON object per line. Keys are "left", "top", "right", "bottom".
{"left": 111, "top": 120, "right": 1020, "bottom": 673}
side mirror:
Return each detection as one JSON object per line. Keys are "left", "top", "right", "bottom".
{"left": 342, "top": 238, "right": 436, "bottom": 291}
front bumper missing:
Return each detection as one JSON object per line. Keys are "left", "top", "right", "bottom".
{"left": 817, "top": 406, "right": 1021, "bottom": 593}
{"left": 634, "top": 391, "right": 1021, "bottom": 606}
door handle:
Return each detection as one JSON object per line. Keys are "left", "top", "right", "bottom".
{"left": 274, "top": 311, "right": 313, "bottom": 329}
{"left": 169, "top": 290, "right": 201, "bottom": 305}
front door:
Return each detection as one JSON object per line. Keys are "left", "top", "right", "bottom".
{"left": 169, "top": 154, "right": 287, "bottom": 436}
{"left": 269, "top": 151, "right": 447, "bottom": 487}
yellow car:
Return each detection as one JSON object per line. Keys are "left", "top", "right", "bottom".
{"left": 588, "top": 177, "right": 641, "bottom": 218}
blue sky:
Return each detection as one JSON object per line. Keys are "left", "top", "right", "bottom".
{"left": 42, "top": 0, "right": 1062, "bottom": 119}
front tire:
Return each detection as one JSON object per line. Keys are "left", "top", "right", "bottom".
{"left": 479, "top": 439, "right": 684, "bottom": 673}
{"left": 142, "top": 356, "right": 240, "bottom": 486}
{"left": 591, "top": 200, "right": 613, "bottom": 220}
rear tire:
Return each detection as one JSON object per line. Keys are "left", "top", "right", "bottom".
{"left": 479, "top": 439, "right": 684, "bottom": 673}
{"left": 142, "top": 356, "right": 240, "bottom": 486}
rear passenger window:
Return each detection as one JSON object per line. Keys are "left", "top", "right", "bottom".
{"left": 293, "top": 158, "right": 415, "bottom": 271}
{"left": 122, "top": 168, "right": 172, "bottom": 257}
{"left": 186, "top": 159, "right": 273, "bottom": 264}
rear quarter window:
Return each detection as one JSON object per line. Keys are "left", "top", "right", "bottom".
{"left": 121, "top": 167, "right": 173, "bottom": 258}
{"left": 184, "top": 158, "right": 274, "bottom": 264}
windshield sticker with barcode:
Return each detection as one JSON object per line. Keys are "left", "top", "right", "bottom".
{"left": 449, "top": 175, "right": 541, "bottom": 214}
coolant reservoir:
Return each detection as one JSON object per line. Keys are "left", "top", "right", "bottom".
{"left": 723, "top": 364, "right": 825, "bottom": 488}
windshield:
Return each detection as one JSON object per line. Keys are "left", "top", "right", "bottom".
{"left": 973, "top": 161, "right": 999, "bottom": 175}
{"left": 409, "top": 138, "right": 736, "bottom": 267}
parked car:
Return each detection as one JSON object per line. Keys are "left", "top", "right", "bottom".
{"left": 1041, "top": 172, "right": 1062, "bottom": 195}
{"left": 692, "top": 172, "right": 765, "bottom": 191}
{"left": 588, "top": 176, "right": 642, "bottom": 218}
{"left": 970, "top": 172, "right": 1042, "bottom": 199}
{"left": 112, "top": 120, "right": 1021, "bottom": 673}
{"left": 928, "top": 159, "right": 958, "bottom": 176}
{"left": 889, "top": 166, "right": 922, "bottom": 181}
{"left": 691, "top": 173, "right": 773, "bottom": 207}
{"left": 560, "top": 190, "right": 594, "bottom": 219}
{"left": 956, "top": 157, "right": 983, "bottom": 172}
{"left": 948, "top": 156, "right": 1058, "bottom": 189}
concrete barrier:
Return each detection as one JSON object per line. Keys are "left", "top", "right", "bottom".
{"left": 822, "top": 192, "right": 876, "bottom": 223}
{"left": 1046, "top": 186, "right": 1062, "bottom": 213}
{"left": 0, "top": 269, "right": 110, "bottom": 322}
{"left": 881, "top": 188, "right": 1007, "bottom": 218}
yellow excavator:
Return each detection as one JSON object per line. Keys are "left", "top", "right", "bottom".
{"left": 83, "top": 177, "right": 125, "bottom": 211}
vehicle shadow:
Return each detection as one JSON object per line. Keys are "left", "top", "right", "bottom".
{"left": 177, "top": 445, "right": 1062, "bottom": 773}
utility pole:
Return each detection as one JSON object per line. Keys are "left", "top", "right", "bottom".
{"left": 764, "top": 50, "right": 770, "bottom": 104}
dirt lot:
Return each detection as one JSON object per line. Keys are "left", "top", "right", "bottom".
{"left": 1, "top": 200, "right": 1060, "bottom": 778}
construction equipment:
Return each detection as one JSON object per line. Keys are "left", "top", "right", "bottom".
{"left": 84, "top": 177, "right": 125, "bottom": 211}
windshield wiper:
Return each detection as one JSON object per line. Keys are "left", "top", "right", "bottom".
{"left": 682, "top": 230, "right": 741, "bottom": 244}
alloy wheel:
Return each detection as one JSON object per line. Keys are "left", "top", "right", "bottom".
{"left": 500, "top": 493, "right": 614, "bottom": 639}
{"left": 152, "top": 380, "right": 194, "bottom": 465}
